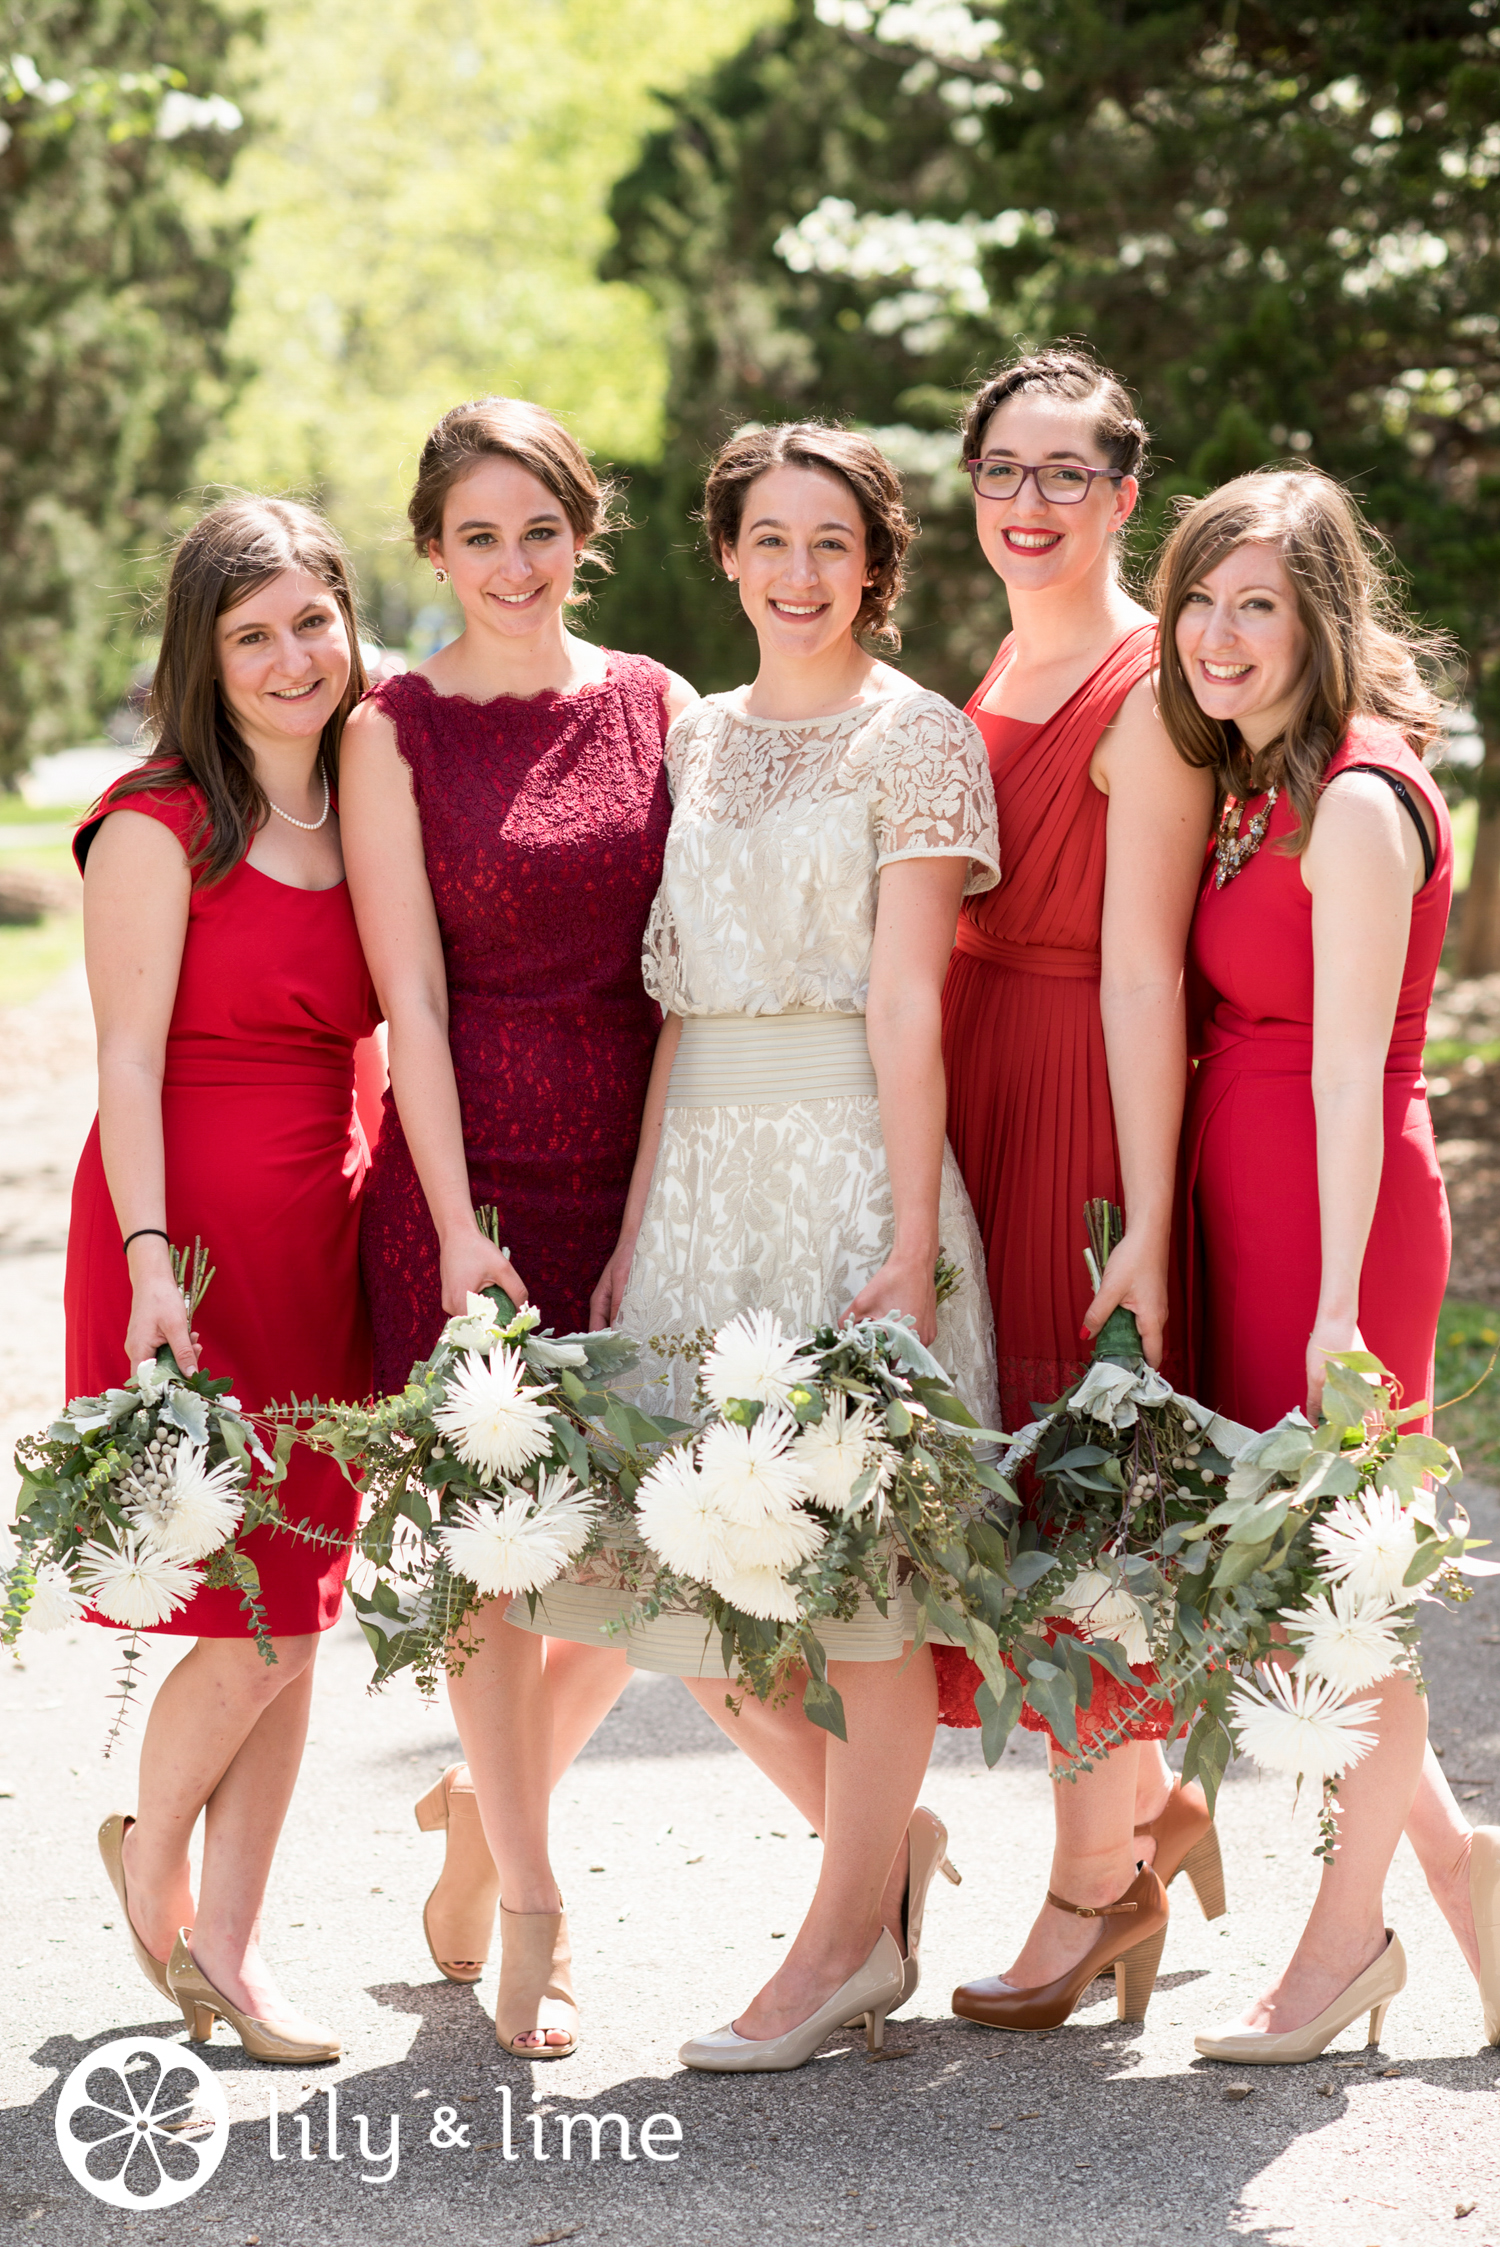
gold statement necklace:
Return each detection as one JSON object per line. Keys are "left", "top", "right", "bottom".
{"left": 1213, "top": 783, "right": 1279, "bottom": 888}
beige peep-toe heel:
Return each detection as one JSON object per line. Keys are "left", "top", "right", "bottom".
{"left": 415, "top": 1764, "right": 501, "bottom": 1984}
{"left": 495, "top": 1904, "right": 578, "bottom": 2060}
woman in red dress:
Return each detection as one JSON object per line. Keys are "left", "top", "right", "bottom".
{"left": 1157, "top": 467, "right": 1499, "bottom": 2060}
{"left": 934, "top": 351, "right": 1217, "bottom": 2034}
{"left": 341, "top": 398, "right": 695, "bottom": 2056}
{"left": 69, "top": 498, "right": 378, "bottom": 2062}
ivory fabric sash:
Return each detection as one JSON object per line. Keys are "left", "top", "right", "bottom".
{"left": 664, "top": 1010, "right": 877, "bottom": 1107}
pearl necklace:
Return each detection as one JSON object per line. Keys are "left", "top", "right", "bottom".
{"left": 266, "top": 771, "right": 331, "bottom": 832}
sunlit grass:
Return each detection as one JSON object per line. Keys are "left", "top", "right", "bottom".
{"left": 0, "top": 801, "right": 89, "bottom": 828}
{"left": 1435, "top": 1297, "right": 1500, "bottom": 1475}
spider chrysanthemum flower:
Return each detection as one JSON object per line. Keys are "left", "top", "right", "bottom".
{"left": 431, "top": 1345, "right": 555, "bottom": 1482}
{"left": 793, "top": 1394, "right": 896, "bottom": 1515}
{"left": 439, "top": 1472, "right": 597, "bottom": 1598}
{"left": 706, "top": 1557, "right": 803, "bottom": 1624}
{"left": 1228, "top": 1664, "right": 1380, "bottom": 1784}
{"left": 128, "top": 1443, "right": 245, "bottom": 1563}
{"left": 1281, "top": 1584, "right": 1405, "bottom": 1694}
{"left": 718, "top": 1507, "right": 826, "bottom": 1576}
{"left": 24, "top": 1558, "right": 86, "bottom": 1633}
{"left": 74, "top": 1532, "right": 202, "bottom": 1629}
{"left": 700, "top": 1310, "right": 820, "bottom": 1412}
{"left": 695, "top": 1411, "right": 815, "bottom": 1525}
{"left": 1311, "top": 1486, "right": 1420, "bottom": 1606}
{"left": 635, "top": 1446, "right": 732, "bottom": 1581}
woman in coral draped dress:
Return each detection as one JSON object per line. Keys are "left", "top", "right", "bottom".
{"left": 935, "top": 351, "right": 1217, "bottom": 2035}
{"left": 341, "top": 397, "right": 695, "bottom": 2058}
{"left": 69, "top": 497, "right": 377, "bottom": 2063}
{"left": 1155, "top": 465, "right": 1499, "bottom": 2063}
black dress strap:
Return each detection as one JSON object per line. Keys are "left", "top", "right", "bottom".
{"left": 1330, "top": 763, "right": 1436, "bottom": 886}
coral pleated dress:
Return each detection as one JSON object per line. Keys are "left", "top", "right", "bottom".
{"left": 936, "top": 623, "right": 1174, "bottom": 1744}
{"left": 358, "top": 658, "right": 673, "bottom": 1388}
{"left": 65, "top": 778, "right": 380, "bottom": 1636}
{"left": 1185, "top": 716, "right": 1453, "bottom": 1430}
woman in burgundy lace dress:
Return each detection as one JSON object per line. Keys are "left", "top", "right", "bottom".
{"left": 341, "top": 398, "right": 694, "bottom": 2057}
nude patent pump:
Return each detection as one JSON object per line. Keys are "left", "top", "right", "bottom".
{"left": 1194, "top": 1930, "right": 1406, "bottom": 2065}
{"left": 98, "top": 1813, "right": 173, "bottom": 2005}
{"left": 168, "top": 1931, "right": 340, "bottom": 2064}
{"left": 681, "top": 1928, "right": 904, "bottom": 2073}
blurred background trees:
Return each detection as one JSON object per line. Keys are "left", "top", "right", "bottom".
{"left": 0, "top": 0, "right": 246, "bottom": 786}
{"left": 7, "top": 0, "right": 1500, "bottom": 955}
{"left": 593, "top": 0, "right": 1500, "bottom": 954}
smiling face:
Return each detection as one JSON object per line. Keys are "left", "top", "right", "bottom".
{"left": 430, "top": 456, "right": 585, "bottom": 638}
{"left": 214, "top": 567, "right": 352, "bottom": 753}
{"left": 971, "top": 392, "right": 1135, "bottom": 593}
{"left": 1173, "top": 540, "right": 1312, "bottom": 751}
{"left": 723, "top": 463, "right": 871, "bottom": 659}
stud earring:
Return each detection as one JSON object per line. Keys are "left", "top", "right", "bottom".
{"left": 434, "top": 567, "right": 449, "bottom": 586}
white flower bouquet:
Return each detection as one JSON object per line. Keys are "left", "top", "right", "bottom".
{"left": 3, "top": 1244, "right": 287, "bottom": 1726}
{"left": 990, "top": 1205, "right": 1490, "bottom": 1850}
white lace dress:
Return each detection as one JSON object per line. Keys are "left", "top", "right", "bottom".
{"left": 509, "top": 684, "right": 1002, "bottom": 1672}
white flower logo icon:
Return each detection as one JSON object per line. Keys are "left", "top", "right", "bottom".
{"left": 55, "top": 2035, "right": 229, "bottom": 2209}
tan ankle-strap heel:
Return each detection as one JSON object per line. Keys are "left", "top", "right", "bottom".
{"left": 952, "top": 1865, "right": 1170, "bottom": 2033}
{"left": 495, "top": 1905, "right": 578, "bottom": 2060}
{"left": 415, "top": 1765, "right": 500, "bottom": 1984}
{"left": 1135, "top": 1777, "right": 1227, "bottom": 1922}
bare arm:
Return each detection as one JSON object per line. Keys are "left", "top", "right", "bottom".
{"left": 1086, "top": 679, "right": 1216, "bottom": 1365}
{"left": 339, "top": 699, "right": 525, "bottom": 1314}
{"left": 83, "top": 810, "right": 199, "bottom": 1373}
{"left": 1302, "top": 771, "right": 1424, "bottom": 1416}
{"left": 662, "top": 669, "right": 698, "bottom": 724}
{"left": 588, "top": 1013, "right": 683, "bottom": 1329}
{"left": 844, "top": 855, "right": 969, "bottom": 1345}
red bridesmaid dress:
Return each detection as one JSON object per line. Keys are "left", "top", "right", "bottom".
{"left": 937, "top": 622, "right": 1174, "bottom": 1745}
{"left": 65, "top": 778, "right": 380, "bottom": 1636}
{"left": 1185, "top": 716, "right": 1453, "bottom": 1430}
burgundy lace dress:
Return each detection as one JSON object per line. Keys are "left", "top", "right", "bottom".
{"left": 360, "top": 655, "right": 674, "bottom": 1389}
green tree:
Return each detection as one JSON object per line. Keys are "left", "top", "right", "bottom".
{"left": 596, "top": 0, "right": 1500, "bottom": 959}
{"left": 0, "top": 3, "right": 249, "bottom": 785}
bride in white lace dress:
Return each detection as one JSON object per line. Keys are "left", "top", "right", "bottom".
{"left": 570, "top": 424, "right": 998, "bottom": 2069}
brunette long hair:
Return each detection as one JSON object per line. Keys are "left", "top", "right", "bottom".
{"left": 1152, "top": 467, "right": 1450, "bottom": 851}
{"left": 110, "top": 497, "right": 366, "bottom": 883}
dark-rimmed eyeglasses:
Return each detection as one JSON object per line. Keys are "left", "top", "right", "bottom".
{"left": 964, "top": 459, "right": 1126, "bottom": 503}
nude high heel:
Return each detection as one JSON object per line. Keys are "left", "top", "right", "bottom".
{"left": 951, "top": 1865, "right": 1170, "bottom": 2032}
{"left": 98, "top": 1813, "right": 173, "bottom": 2005}
{"left": 168, "top": 1931, "right": 340, "bottom": 2064}
{"left": 495, "top": 1904, "right": 578, "bottom": 2060}
{"left": 1135, "top": 1776, "right": 1227, "bottom": 1921}
{"left": 681, "top": 1929, "right": 905, "bottom": 2073}
{"left": 415, "top": 1764, "right": 500, "bottom": 1984}
{"left": 845, "top": 1803, "right": 962, "bottom": 2025}
{"left": 1194, "top": 1930, "right": 1406, "bottom": 2065}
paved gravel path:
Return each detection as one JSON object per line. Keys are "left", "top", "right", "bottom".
{"left": 3, "top": 971, "right": 1499, "bottom": 2247}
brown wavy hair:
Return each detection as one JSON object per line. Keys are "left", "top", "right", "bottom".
{"left": 1153, "top": 467, "right": 1451, "bottom": 852}
{"left": 110, "top": 497, "right": 366, "bottom": 884}
{"left": 700, "top": 422, "right": 914, "bottom": 648}
{"left": 408, "top": 396, "right": 622, "bottom": 597}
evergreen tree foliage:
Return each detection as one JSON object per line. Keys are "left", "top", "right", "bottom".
{"left": 593, "top": 0, "right": 1500, "bottom": 946}
{"left": 0, "top": 3, "right": 247, "bottom": 784}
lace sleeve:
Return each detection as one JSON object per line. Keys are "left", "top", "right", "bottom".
{"left": 873, "top": 693, "right": 1000, "bottom": 896}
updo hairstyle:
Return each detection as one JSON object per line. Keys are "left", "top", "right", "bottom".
{"left": 408, "top": 397, "right": 623, "bottom": 594}
{"left": 960, "top": 346, "right": 1149, "bottom": 482}
{"left": 701, "top": 421, "right": 914, "bottom": 648}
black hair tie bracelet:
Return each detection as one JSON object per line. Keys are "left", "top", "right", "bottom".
{"left": 122, "top": 1228, "right": 171, "bottom": 1256}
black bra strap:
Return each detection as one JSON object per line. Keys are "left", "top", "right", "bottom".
{"left": 1331, "top": 763, "right": 1436, "bottom": 886}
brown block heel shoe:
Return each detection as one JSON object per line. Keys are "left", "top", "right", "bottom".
{"left": 1136, "top": 1777, "right": 1226, "bottom": 1922}
{"left": 952, "top": 1865, "right": 1170, "bottom": 2032}
{"left": 415, "top": 1764, "right": 501, "bottom": 1984}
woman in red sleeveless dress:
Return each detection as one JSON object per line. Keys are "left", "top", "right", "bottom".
{"left": 341, "top": 398, "right": 694, "bottom": 2056}
{"left": 933, "top": 352, "right": 1217, "bottom": 2035}
{"left": 69, "top": 498, "right": 377, "bottom": 2061}
{"left": 1156, "top": 467, "right": 1500, "bottom": 2061}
